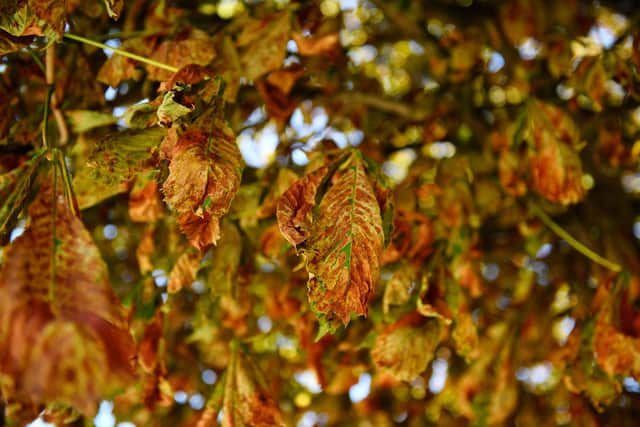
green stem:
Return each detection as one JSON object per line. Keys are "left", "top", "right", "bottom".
{"left": 27, "top": 47, "right": 46, "bottom": 74}
{"left": 54, "top": 148, "right": 79, "bottom": 217}
{"left": 41, "top": 85, "right": 54, "bottom": 149}
{"left": 530, "top": 203, "right": 622, "bottom": 273}
{"left": 63, "top": 33, "right": 179, "bottom": 73}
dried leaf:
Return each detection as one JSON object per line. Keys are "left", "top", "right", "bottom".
{"left": 103, "top": 0, "right": 124, "bottom": 19}
{"left": 129, "top": 171, "right": 164, "bottom": 222}
{"left": 526, "top": 101, "right": 585, "bottom": 205}
{"left": 594, "top": 286, "right": 640, "bottom": 378}
{"left": 239, "top": 12, "right": 291, "bottom": 81}
{"left": 168, "top": 249, "right": 200, "bottom": 294}
{"left": 0, "top": 152, "right": 45, "bottom": 242}
{"left": 162, "top": 116, "right": 242, "bottom": 250}
{"left": 278, "top": 151, "right": 390, "bottom": 331}
{"left": 371, "top": 314, "right": 443, "bottom": 382}
{"left": 292, "top": 32, "right": 340, "bottom": 57}
{"left": 0, "top": 173, "right": 136, "bottom": 415}
{"left": 147, "top": 29, "right": 216, "bottom": 81}
{"left": 220, "top": 344, "right": 285, "bottom": 427}
{"left": 276, "top": 165, "right": 328, "bottom": 247}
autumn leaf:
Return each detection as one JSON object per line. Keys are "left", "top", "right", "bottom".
{"left": 0, "top": 0, "right": 65, "bottom": 41}
{"left": 103, "top": 0, "right": 124, "bottom": 20}
{"left": 593, "top": 283, "right": 640, "bottom": 378}
{"left": 276, "top": 165, "right": 328, "bottom": 247}
{"left": 0, "top": 151, "right": 45, "bottom": 242}
{"left": 292, "top": 32, "right": 340, "bottom": 57}
{"left": 162, "top": 115, "right": 243, "bottom": 250}
{"left": 278, "top": 151, "right": 391, "bottom": 332}
{"left": 371, "top": 313, "right": 443, "bottom": 382}
{"left": 168, "top": 249, "right": 201, "bottom": 294}
{"left": 238, "top": 12, "right": 291, "bottom": 81}
{"left": 200, "top": 343, "right": 285, "bottom": 427}
{"left": 129, "top": 171, "right": 165, "bottom": 222}
{"left": 147, "top": 29, "right": 216, "bottom": 81}
{"left": 0, "top": 171, "right": 136, "bottom": 416}
{"left": 524, "top": 100, "right": 585, "bottom": 205}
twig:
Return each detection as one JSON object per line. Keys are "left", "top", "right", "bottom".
{"left": 64, "top": 32, "right": 179, "bottom": 73}
{"left": 338, "top": 92, "right": 428, "bottom": 120}
{"left": 369, "top": 0, "right": 423, "bottom": 40}
{"left": 46, "top": 46, "right": 69, "bottom": 146}
{"left": 530, "top": 203, "right": 622, "bottom": 273}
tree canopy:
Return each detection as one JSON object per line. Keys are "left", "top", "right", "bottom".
{"left": 1, "top": 0, "right": 640, "bottom": 425}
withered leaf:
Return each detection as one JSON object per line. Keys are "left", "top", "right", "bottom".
{"left": 103, "top": 0, "right": 124, "bottom": 20}
{"left": 168, "top": 249, "right": 201, "bottom": 294}
{"left": 371, "top": 314, "right": 443, "bottom": 382}
{"left": 594, "top": 286, "right": 640, "bottom": 378}
{"left": 129, "top": 171, "right": 165, "bottom": 222}
{"left": 221, "top": 344, "right": 285, "bottom": 427}
{"left": 147, "top": 29, "right": 216, "bottom": 81}
{"left": 277, "top": 165, "right": 328, "bottom": 247}
{"left": 162, "top": 116, "right": 243, "bottom": 250}
{"left": 277, "top": 151, "right": 390, "bottom": 332}
{"left": 239, "top": 12, "right": 291, "bottom": 81}
{"left": 0, "top": 152, "right": 45, "bottom": 242}
{"left": 0, "top": 172, "right": 136, "bottom": 415}
{"left": 292, "top": 32, "right": 340, "bottom": 57}
{"left": 525, "top": 100, "right": 585, "bottom": 205}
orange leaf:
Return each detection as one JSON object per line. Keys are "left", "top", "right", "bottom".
{"left": 163, "top": 117, "right": 243, "bottom": 250}
{"left": 0, "top": 174, "right": 136, "bottom": 415}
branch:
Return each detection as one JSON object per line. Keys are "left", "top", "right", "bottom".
{"left": 530, "top": 202, "right": 622, "bottom": 273}
{"left": 337, "top": 92, "right": 428, "bottom": 121}
{"left": 64, "top": 33, "right": 179, "bottom": 73}
{"left": 369, "top": 0, "right": 423, "bottom": 40}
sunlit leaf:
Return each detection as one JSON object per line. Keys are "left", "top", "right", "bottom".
{"left": 0, "top": 171, "right": 136, "bottom": 416}
{"left": 162, "top": 114, "right": 243, "bottom": 250}
{"left": 371, "top": 313, "right": 442, "bottom": 382}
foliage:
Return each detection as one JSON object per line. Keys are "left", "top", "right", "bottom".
{"left": 1, "top": 0, "right": 640, "bottom": 426}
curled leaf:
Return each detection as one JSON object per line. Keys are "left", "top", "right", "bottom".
{"left": 162, "top": 117, "right": 243, "bottom": 250}
{"left": 278, "top": 151, "right": 391, "bottom": 332}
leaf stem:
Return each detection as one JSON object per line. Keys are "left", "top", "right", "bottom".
{"left": 530, "top": 203, "right": 622, "bottom": 273}
{"left": 63, "top": 32, "right": 179, "bottom": 73}
{"left": 46, "top": 46, "right": 69, "bottom": 146}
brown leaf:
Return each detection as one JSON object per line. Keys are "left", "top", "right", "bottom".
{"left": 527, "top": 101, "right": 585, "bottom": 205}
{"left": 168, "top": 250, "right": 201, "bottom": 294}
{"left": 129, "top": 172, "right": 165, "bottom": 222}
{"left": 279, "top": 152, "right": 389, "bottom": 331}
{"left": 239, "top": 12, "right": 291, "bottom": 81}
{"left": 371, "top": 313, "right": 443, "bottom": 382}
{"left": 594, "top": 287, "right": 640, "bottom": 378}
{"left": 276, "top": 165, "right": 328, "bottom": 247}
{"left": 162, "top": 117, "right": 243, "bottom": 250}
{"left": 103, "top": 0, "right": 124, "bottom": 19}
{"left": 221, "top": 345, "right": 285, "bottom": 427}
{"left": 29, "top": 0, "right": 66, "bottom": 37}
{"left": 0, "top": 174, "right": 136, "bottom": 415}
{"left": 292, "top": 32, "right": 340, "bottom": 57}
{"left": 147, "top": 29, "right": 216, "bottom": 81}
